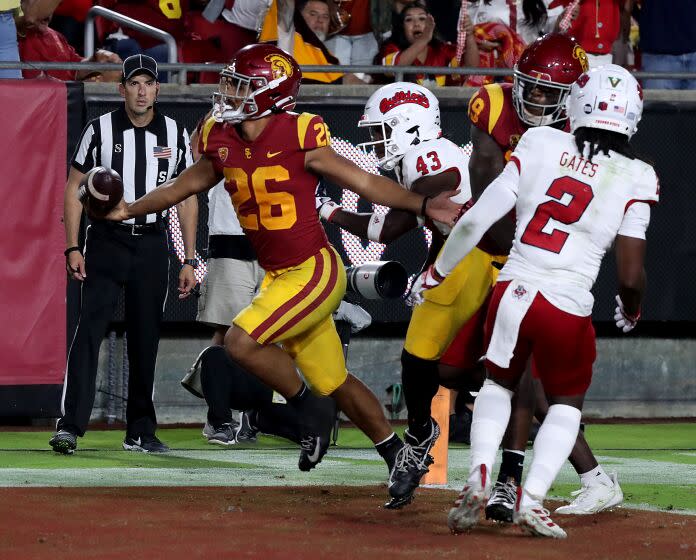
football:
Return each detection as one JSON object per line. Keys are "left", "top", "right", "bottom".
{"left": 77, "top": 167, "right": 124, "bottom": 218}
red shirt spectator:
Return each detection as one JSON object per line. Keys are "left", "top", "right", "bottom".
{"left": 19, "top": 22, "right": 121, "bottom": 81}
{"left": 19, "top": 25, "right": 83, "bottom": 80}
{"left": 381, "top": 40, "right": 461, "bottom": 86}
{"left": 563, "top": 0, "right": 621, "bottom": 55}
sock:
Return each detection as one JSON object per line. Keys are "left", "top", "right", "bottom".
{"left": 580, "top": 465, "right": 612, "bottom": 488}
{"left": 522, "top": 404, "right": 582, "bottom": 505}
{"left": 401, "top": 350, "right": 440, "bottom": 441}
{"left": 497, "top": 449, "right": 525, "bottom": 485}
{"left": 468, "top": 379, "right": 514, "bottom": 484}
{"left": 375, "top": 432, "right": 403, "bottom": 472}
{"left": 288, "top": 383, "right": 310, "bottom": 408}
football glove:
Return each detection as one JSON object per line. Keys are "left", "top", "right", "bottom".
{"left": 315, "top": 192, "right": 341, "bottom": 222}
{"left": 614, "top": 295, "right": 641, "bottom": 333}
{"left": 406, "top": 264, "right": 446, "bottom": 306}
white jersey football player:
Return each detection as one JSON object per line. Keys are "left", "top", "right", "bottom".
{"left": 412, "top": 65, "right": 658, "bottom": 538}
{"left": 318, "top": 82, "right": 485, "bottom": 509}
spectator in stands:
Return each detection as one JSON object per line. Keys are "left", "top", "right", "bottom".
{"left": 379, "top": 1, "right": 479, "bottom": 87}
{"left": 325, "top": 0, "right": 378, "bottom": 82}
{"left": 187, "top": 0, "right": 272, "bottom": 64}
{"left": 49, "top": 0, "right": 90, "bottom": 54}
{"left": 97, "top": 0, "right": 189, "bottom": 82}
{"left": 638, "top": 0, "right": 696, "bottom": 90}
{"left": 259, "top": 0, "right": 365, "bottom": 84}
{"left": 17, "top": 9, "right": 122, "bottom": 81}
{"left": 467, "top": 0, "right": 563, "bottom": 45}
{"left": 555, "top": 0, "right": 630, "bottom": 68}
{"left": 1, "top": 1, "right": 21, "bottom": 79}
{"left": 2, "top": 0, "right": 61, "bottom": 78}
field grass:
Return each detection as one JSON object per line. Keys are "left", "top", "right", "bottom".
{"left": 1, "top": 423, "right": 694, "bottom": 512}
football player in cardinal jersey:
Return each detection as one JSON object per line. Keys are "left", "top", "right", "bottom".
{"left": 414, "top": 64, "right": 657, "bottom": 538}
{"left": 447, "top": 33, "right": 622, "bottom": 521}
{"left": 104, "top": 44, "right": 462, "bottom": 502}
{"left": 319, "top": 81, "right": 505, "bottom": 509}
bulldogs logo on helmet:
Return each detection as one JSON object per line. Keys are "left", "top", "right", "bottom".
{"left": 358, "top": 82, "right": 441, "bottom": 171}
{"left": 213, "top": 44, "right": 302, "bottom": 124}
{"left": 512, "top": 33, "right": 588, "bottom": 127}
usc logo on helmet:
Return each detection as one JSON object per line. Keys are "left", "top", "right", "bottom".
{"left": 573, "top": 45, "right": 589, "bottom": 73}
{"left": 264, "top": 54, "right": 294, "bottom": 80}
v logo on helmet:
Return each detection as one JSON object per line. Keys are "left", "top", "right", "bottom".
{"left": 608, "top": 76, "right": 622, "bottom": 88}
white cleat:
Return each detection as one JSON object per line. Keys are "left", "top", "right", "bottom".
{"left": 555, "top": 472, "right": 624, "bottom": 515}
{"left": 447, "top": 464, "right": 491, "bottom": 534}
{"left": 514, "top": 504, "right": 567, "bottom": 539}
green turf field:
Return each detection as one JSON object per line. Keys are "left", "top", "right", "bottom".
{"left": 1, "top": 423, "right": 694, "bottom": 513}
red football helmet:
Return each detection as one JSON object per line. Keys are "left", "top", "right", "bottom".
{"left": 512, "top": 33, "right": 589, "bottom": 127}
{"left": 212, "top": 44, "right": 302, "bottom": 123}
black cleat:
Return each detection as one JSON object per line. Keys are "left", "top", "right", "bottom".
{"left": 235, "top": 411, "right": 259, "bottom": 443}
{"left": 298, "top": 434, "right": 330, "bottom": 471}
{"left": 49, "top": 430, "right": 77, "bottom": 455}
{"left": 387, "top": 418, "right": 440, "bottom": 506}
{"left": 485, "top": 480, "right": 518, "bottom": 523}
{"left": 123, "top": 434, "right": 170, "bottom": 453}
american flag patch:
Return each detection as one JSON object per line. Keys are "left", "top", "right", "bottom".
{"left": 153, "top": 146, "right": 172, "bottom": 158}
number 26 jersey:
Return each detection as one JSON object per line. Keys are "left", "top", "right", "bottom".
{"left": 199, "top": 111, "right": 332, "bottom": 271}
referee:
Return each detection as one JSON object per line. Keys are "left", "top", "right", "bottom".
{"left": 50, "top": 54, "right": 198, "bottom": 455}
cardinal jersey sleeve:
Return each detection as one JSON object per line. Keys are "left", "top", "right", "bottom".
{"left": 296, "top": 113, "right": 331, "bottom": 151}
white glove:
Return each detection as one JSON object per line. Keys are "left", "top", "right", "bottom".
{"left": 316, "top": 195, "right": 341, "bottom": 222}
{"left": 614, "top": 295, "right": 641, "bottom": 333}
{"left": 334, "top": 301, "right": 372, "bottom": 333}
{"left": 406, "top": 264, "right": 445, "bottom": 306}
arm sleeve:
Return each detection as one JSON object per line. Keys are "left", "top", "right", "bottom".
{"left": 175, "top": 127, "right": 193, "bottom": 176}
{"left": 435, "top": 160, "right": 519, "bottom": 276}
{"left": 617, "top": 201, "right": 651, "bottom": 240}
{"left": 70, "top": 121, "right": 98, "bottom": 172}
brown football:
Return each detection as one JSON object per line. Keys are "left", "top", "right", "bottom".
{"left": 77, "top": 167, "right": 124, "bottom": 218}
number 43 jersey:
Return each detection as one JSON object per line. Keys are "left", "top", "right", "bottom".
{"left": 501, "top": 126, "right": 660, "bottom": 316}
{"left": 397, "top": 137, "right": 473, "bottom": 237}
{"left": 199, "top": 112, "right": 332, "bottom": 271}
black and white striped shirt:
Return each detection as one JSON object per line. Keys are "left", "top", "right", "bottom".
{"left": 71, "top": 106, "right": 192, "bottom": 224}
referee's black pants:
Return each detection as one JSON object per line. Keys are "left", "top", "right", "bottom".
{"left": 59, "top": 221, "right": 169, "bottom": 438}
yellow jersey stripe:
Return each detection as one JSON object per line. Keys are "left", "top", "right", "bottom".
{"left": 201, "top": 116, "right": 217, "bottom": 153}
{"left": 256, "top": 248, "right": 335, "bottom": 344}
{"left": 484, "top": 84, "right": 504, "bottom": 136}
{"left": 297, "top": 113, "right": 316, "bottom": 150}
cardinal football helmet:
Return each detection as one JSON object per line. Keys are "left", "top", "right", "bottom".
{"left": 513, "top": 33, "right": 589, "bottom": 127}
{"left": 566, "top": 64, "right": 643, "bottom": 139}
{"left": 358, "top": 82, "right": 441, "bottom": 171}
{"left": 212, "top": 44, "right": 302, "bottom": 124}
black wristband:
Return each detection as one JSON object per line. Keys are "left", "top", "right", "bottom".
{"left": 64, "top": 246, "right": 81, "bottom": 257}
{"left": 420, "top": 195, "right": 431, "bottom": 217}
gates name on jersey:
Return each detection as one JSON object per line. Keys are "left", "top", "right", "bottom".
{"left": 501, "top": 126, "right": 659, "bottom": 317}
{"left": 199, "top": 111, "right": 332, "bottom": 270}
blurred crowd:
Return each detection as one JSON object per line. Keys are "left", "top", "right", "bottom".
{"left": 1, "top": 0, "right": 694, "bottom": 89}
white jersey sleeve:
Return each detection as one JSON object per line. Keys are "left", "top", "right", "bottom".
{"left": 399, "top": 137, "right": 472, "bottom": 235}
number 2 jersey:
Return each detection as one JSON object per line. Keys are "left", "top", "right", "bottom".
{"left": 198, "top": 112, "right": 332, "bottom": 271}
{"left": 501, "top": 126, "right": 659, "bottom": 316}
